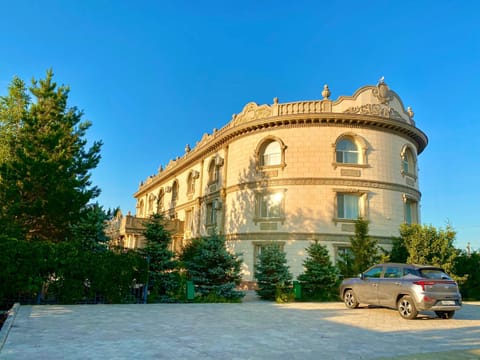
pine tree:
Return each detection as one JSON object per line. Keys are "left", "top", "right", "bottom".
{"left": 180, "top": 233, "right": 244, "bottom": 301}
{"left": 297, "top": 241, "right": 339, "bottom": 300}
{"left": 0, "top": 70, "right": 102, "bottom": 241}
{"left": 0, "top": 76, "right": 29, "bottom": 164}
{"left": 140, "top": 214, "right": 179, "bottom": 302}
{"left": 255, "top": 244, "right": 293, "bottom": 301}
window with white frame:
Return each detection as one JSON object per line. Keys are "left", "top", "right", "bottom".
{"left": 261, "top": 141, "right": 281, "bottom": 166}
{"left": 336, "top": 138, "right": 359, "bottom": 164}
{"left": 256, "top": 191, "right": 284, "bottom": 220}
{"left": 336, "top": 192, "right": 362, "bottom": 220}
{"left": 256, "top": 137, "right": 286, "bottom": 169}
{"left": 337, "top": 193, "right": 359, "bottom": 219}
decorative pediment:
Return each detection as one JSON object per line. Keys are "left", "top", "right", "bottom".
{"left": 334, "top": 79, "right": 412, "bottom": 123}
{"left": 232, "top": 102, "right": 272, "bottom": 126}
{"left": 343, "top": 103, "right": 403, "bottom": 120}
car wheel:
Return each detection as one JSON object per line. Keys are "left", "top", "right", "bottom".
{"left": 435, "top": 311, "right": 455, "bottom": 319}
{"left": 397, "top": 295, "right": 418, "bottom": 320}
{"left": 343, "top": 289, "right": 359, "bottom": 309}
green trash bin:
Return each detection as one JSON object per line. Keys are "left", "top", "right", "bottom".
{"left": 186, "top": 280, "right": 195, "bottom": 300}
{"left": 293, "top": 281, "right": 302, "bottom": 300}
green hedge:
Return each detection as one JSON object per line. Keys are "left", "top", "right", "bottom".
{"left": 0, "top": 237, "right": 147, "bottom": 308}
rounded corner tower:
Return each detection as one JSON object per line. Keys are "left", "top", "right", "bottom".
{"left": 134, "top": 79, "right": 428, "bottom": 281}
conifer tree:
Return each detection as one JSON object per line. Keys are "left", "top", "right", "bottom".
{"left": 140, "top": 214, "right": 179, "bottom": 302}
{"left": 180, "top": 232, "right": 244, "bottom": 301}
{"left": 255, "top": 244, "right": 292, "bottom": 301}
{"left": 297, "top": 241, "right": 339, "bottom": 300}
{"left": 0, "top": 70, "right": 102, "bottom": 241}
{"left": 338, "top": 218, "right": 380, "bottom": 277}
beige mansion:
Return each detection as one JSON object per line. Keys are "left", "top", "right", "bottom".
{"left": 125, "top": 80, "right": 427, "bottom": 281}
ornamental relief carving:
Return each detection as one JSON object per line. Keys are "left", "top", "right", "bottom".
{"left": 232, "top": 102, "right": 272, "bottom": 126}
{"left": 343, "top": 103, "right": 403, "bottom": 121}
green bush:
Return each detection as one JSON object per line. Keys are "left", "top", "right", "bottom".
{"left": 0, "top": 236, "right": 52, "bottom": 308}
{"left": 454, "top": 251, "right": 480, "bottom": 300}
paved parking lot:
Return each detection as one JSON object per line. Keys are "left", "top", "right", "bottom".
{"left": 1, "top": 300, "right": 479, "bottom": 359}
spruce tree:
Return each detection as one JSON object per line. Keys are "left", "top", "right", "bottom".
{"left": 140, "top": 214, "right": 179, "bottom": 302}
{"left": 180, "top": 233, "right": 244, "bottom": 301}
{"left": 297, "top": 241, "right": 339, "bottom": 300}
{"left": 255, "top": 244, "right": 293, "bottom": 301}
{"left": 0, "top": 70, "right": 102, "bottom": 241}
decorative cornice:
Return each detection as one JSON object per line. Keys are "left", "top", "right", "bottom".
{"left": 224, "top": 232, "right": 394, "bottom": 244}
{"left": 135, "top": 114, "right": 428, "bottom": 196}
{"left": 226, "top": 177, "right": 421, "bottom": 199}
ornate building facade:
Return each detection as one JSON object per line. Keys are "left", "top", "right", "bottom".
{"left": 133, "top": 80, "right": 428, "bottom": 281}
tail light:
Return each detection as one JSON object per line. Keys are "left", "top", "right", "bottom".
{"left": 413, "top": 280, "right": 435, "bottom": 291}
{"left": 413, "top": 280, "right": 456, "bottom": 291}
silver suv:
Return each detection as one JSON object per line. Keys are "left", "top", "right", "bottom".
{"left": 339, "top": 263, "right": 462, "bottom": 319}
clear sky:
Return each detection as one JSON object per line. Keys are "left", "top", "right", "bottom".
{"left": 0, "top": 1, "right": 478, "bottom": 250}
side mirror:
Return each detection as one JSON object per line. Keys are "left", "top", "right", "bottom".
{"left": 359, "top": 273, "right": 364, "bottom": 280}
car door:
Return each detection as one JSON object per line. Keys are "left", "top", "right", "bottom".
{"left": 354, "top": 265, "right": 383, "bottom": 304}
{"left": 377, "top": 265, "right": 403, "bottom": 308}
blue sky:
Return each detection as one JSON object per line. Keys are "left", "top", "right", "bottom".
{"left": 0, "top": 1, "right": 478, "bottom": 250}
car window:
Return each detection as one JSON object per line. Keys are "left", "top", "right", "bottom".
{"left": 384, "top": 267, "right": 402, "bottom": 278}
{"left": 419, "top": 269, "right": 451, "bottom": 280}
{"left": 364, "top": 266, "right": 382, "bottom": 278}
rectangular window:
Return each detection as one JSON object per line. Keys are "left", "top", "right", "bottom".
{"left": 336, "top": 246, "right": 352, "bottom": 263}
{"left": 404, "top": 199, "right": 418, "bottom": 224}
{"left": 258, "top": 192, "right": 283, "bottom": 219}
{"left": 206, "top": 202, "right": 217, "bottom": 225}
{"left": 337, "top": 193, "right": 359, "bottom": 219}
{"left": 185, "top": 209, "right": 193, "bottom": 234}
{"left": 336, "top": 150, "right": 358, "bottom": 164}
{"left": 263, "top": 153, "right": 281, "bottom": 166}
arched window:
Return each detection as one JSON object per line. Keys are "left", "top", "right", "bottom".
{"left": 208, "top": 159, "right": 219, "bottom": 184}
{"left": 137, "top": 199, "right": 145, "bottom": 217}
{"left": 172, "top": 180, "right": 179, "bottom": 202}
{"left": 401, "top": 146, "right": 417, "bottom": 176}
{"left": 157, "top": 189, "right": 164, "bottom": 213}
{"left": 148, "top": 194, "right": 155, "bottom": 214}
{"left": 336, "top": 138, "right": 359, "bottom": 164}
{"left": 261, "top": 141, "right": 281, "bottom": 166}
{"left": 256, "top": 137, "right": 286, "bottom": 168}
{"left": 187, "top": 172, "right": 195, "bottom": 194}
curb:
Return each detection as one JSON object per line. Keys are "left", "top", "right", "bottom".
{"left": 0, "top": 303, "right": 20, "bottom": 353}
